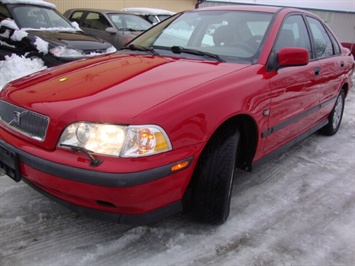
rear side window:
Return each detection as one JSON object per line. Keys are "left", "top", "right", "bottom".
{"left": 306, "top": 16, "right": 334, "bottom": 58}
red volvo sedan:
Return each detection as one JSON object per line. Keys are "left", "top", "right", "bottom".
{"left": 0, "top": 5, "right": 354, "bottom": 225}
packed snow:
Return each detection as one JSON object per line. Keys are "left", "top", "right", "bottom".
{"left": 0, "top": 55, "right": 47, "bottom": 90}
{"left": 0, "top": 54, "right": 354, "bottom": 265}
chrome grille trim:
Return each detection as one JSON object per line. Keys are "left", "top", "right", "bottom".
{"left": 83, "top": 49, "right": 107, "bottom": 55}
{"left": 0, "top": 100, "right": 49, "bottom": 141}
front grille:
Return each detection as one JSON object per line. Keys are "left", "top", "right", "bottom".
{"left": 0, "top": 100, "right": 49, "bottom": 141}
{"left": 83, "top": 49, "right": 107, "bottom": 55}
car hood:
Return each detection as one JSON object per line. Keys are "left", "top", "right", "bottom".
{"left": 27, "top": 30, "right": 112, "bottom": 50}
{"left": 3, "top": 53, "right": 248, "bottom": 131}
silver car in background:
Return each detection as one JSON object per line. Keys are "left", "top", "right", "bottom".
{"left": 121, "top": 7, "right": 175, "bottom": 24}
{"left": 64, "top": 8, "right": 152, "bottom": 49}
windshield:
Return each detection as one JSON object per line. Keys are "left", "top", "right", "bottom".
{"left": 109, "top": 13, "right": 152, "bottom": 31}
{"left": 12, "top": 5, "right": 74, "bottom": 29}
{"left": 130, "top": 10, "right": 273, "bottom": 62}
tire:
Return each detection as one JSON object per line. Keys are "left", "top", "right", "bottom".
{"left": 319, "top": 89, "right": 345, "bottom": 136}
{"left": 191, "top": 126, "right": 240, "bottom": 225}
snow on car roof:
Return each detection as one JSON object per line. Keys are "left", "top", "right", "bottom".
{"left": 121, "top": 7, "right": 175, "bottom": 15}
{"left": 1, "top": 0, "right": 56, "bottom": 9}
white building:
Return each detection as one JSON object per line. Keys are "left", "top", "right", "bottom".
{"left": 198, "top": 0, "right": 355, "bottom": 43}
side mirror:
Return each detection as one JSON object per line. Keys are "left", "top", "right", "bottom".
{"left": 278, "top": 47, "right": 309, "bottom": 67}
{"left": 105, "top": 27, "right": 116, "bottom": 34}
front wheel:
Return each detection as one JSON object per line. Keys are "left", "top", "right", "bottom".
{"left": 191, "top": 126, "right": 240, "bottom": 225}
{"left": 319, "top": 89, "right": 345, "bottom": 136}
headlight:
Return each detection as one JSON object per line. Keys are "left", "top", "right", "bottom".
{"left": 58, "top": 123, "right": 172, "bottom": 157}
{"left": 106, "top": 46, "right": 117, "bottom": 53}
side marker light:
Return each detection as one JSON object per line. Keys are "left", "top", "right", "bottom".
{"left": 171, "top": 160, "right": 190, "bottom": 172}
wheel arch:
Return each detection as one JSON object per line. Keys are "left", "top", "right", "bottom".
{"left": 341, "top": 81, "right": 349, "bottom": 98}
{"left": 192, "top": 113, "right": 259, "bottom": 176}
{"left": 183, "top": 113, "right": 259, "bottom": 222}
{"left": 216, "top": 114, "right": 258, "bottom": 172}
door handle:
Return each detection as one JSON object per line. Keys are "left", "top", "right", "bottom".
{"left": 314, "top": 67, "right": 320, "bottom": 75}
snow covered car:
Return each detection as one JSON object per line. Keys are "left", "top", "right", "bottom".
{"left": 0, "top": 0, "right": 116, "bottom": 67}
{"left": 121, "top": 7, "right": 175, "bottom": 25}
{"left": 0, "top": 5, "right": 354, "bottom": 225}
{"left": 63, "top": 8, "right": 152, "bottom": 49}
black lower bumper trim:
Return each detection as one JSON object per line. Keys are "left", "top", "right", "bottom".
{"left": 22, "top": 177, "right": 183, "bottom": 225}
{"left": 0, "top": 139, "right": 193, "bottom": 188}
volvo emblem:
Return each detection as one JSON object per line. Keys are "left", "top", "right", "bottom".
{"left": 10, "top": 110, "right": 28, "bottom": 126}
{"left": 14, "top": 111, "right": 21, "bottom": 125}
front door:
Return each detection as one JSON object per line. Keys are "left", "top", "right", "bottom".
{"left": 263, "top": 14, "right": 321, "bottom": 155}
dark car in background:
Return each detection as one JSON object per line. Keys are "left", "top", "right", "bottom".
{"left": 0, "top": 0, "right": 116, "bottom": 67}
{"left": 64, "top": 9, "right": 152, "bottom": 49}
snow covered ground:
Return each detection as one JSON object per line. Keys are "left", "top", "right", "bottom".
{"left": 0, "top": 55, "right": 354, "bottom": 266}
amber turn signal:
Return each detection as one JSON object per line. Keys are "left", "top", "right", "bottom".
{"left": 171, "top": 160, "right": 190, "bottom": 172}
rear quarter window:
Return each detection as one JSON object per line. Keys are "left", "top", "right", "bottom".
{"left": 306, "top": 16, "right": 335, "bottom": 58}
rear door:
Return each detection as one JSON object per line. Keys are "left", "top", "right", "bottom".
{"left": 69, "top": 11, "right": 118, "bottom": 46}
{"left": 305, "top": 16, "right": 345, "bottom": 124}
{"left": 263, "top": 14, "right": 321, "bottom": 155}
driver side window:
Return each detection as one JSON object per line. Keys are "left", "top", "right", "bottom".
{"left": 275, "top": 15, "right": 312, "bottom": 58}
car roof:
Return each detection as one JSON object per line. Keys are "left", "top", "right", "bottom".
{"left": 121, "top": 7, "right": 175, "bottom": 15}
{"left": 65, "top": 8, "right": 132, "bottom": 15}
{"left": 196, "top": 5, "right": 283, "bottom": 13}
{"left": 1, "top": 0, "right": 56, "bottom": 9}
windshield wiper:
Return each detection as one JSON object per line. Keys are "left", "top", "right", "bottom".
{"left": 60, "top": 144, "right": 102, "bottom": 167}
{"left": 171, "top": 46, "right": 225, "bottom": 62}
{"left": 120, "top": 44, "right": 160, "bottom": 56}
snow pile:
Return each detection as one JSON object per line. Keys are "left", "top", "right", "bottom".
{"left": 0, "top": 18, "right": 19, "bottom": 30}
{"left": 10, "top": 28, "right": 28, "bottom": 41}
{"left": 0, "top": 19, "right": 22, "bottom": 44}
{"left": 0, "top": 54, "right": 46, "bottom": 90}
{"left": 34, "top": 37, "right": 49, "bottom": 54}
{"left": 70, "top": 21, "right": 81, "bottom": 31}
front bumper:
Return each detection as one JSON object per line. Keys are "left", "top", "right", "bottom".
{"left": 22, "top": 177, "right": 183, "bottom": 225}
{"left": 0, "top": 137, "right": 200, "bottom": 225}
